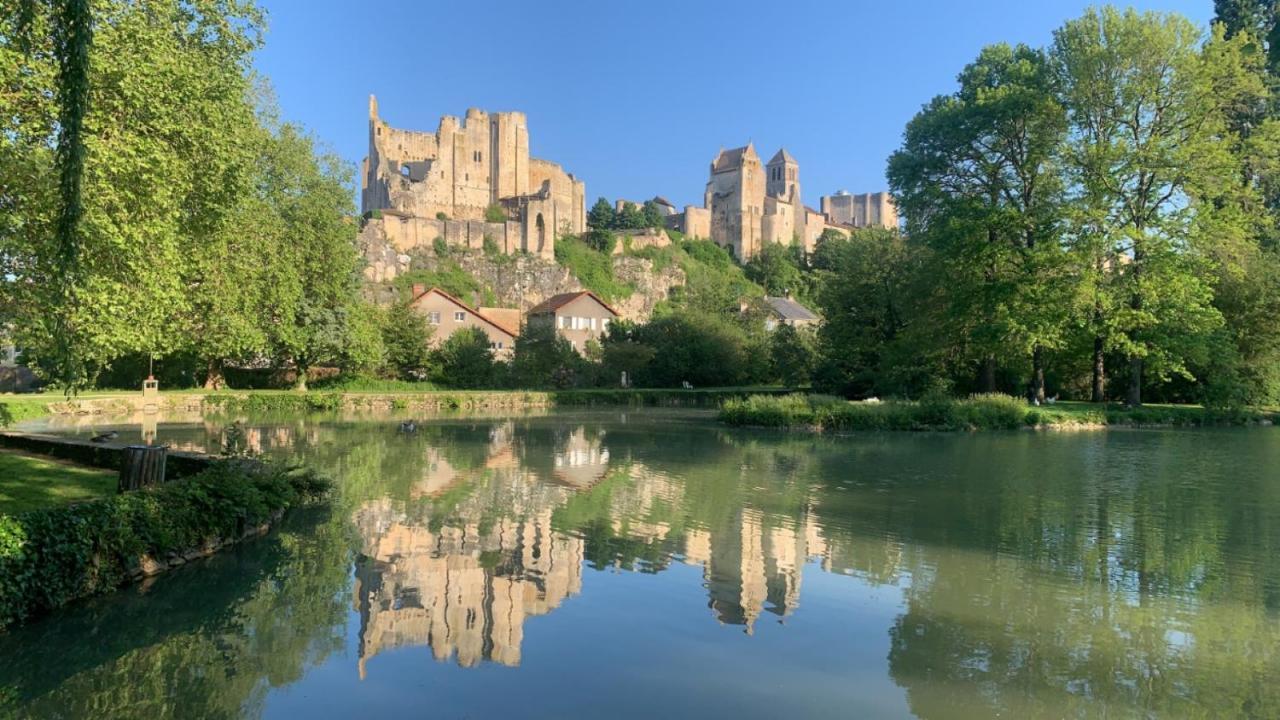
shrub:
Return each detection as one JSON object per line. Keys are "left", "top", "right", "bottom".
{"left": 554, "top": 235, "right": 633, "bottom": 301}
{"left": 484, "top": 204, "right": 507, "bottom": 223}
{"left": 432, "top": 236, "right": 449, "bottom": 256}
{"left": 0, "top": 462, "right": 330, "bottom": 627}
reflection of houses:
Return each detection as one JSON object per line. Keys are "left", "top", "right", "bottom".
{"left": 552, "top": 427, "right": 612, "bottom": 487}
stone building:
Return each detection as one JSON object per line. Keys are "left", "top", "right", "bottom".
{"left": 820, "top": 190, "right": 898, "bottom": 230}
{"left": 359, "top": 96, "right": 585, "bottom": 260}
{"left": 672, "top": 144, "right": 831, "bottom": 259}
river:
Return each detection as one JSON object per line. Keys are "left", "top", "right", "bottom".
{"left": 2, "top": 409, "right": 1278, "bottom": 718}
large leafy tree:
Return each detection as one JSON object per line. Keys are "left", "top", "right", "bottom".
{"left": 1053, "top": 8, "right": 1238, "bottom": 406}
{"left": 260, "top": 124, "right": 362, "bottom": 391}
{"left": 3, "top": 0, "right": 265, "bottom": 388}
{"left": 889, "top": 43, "right": 1071, "bottom": 401}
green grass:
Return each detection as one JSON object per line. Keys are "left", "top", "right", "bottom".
{"left": 554, "top": 235, "right": 635, "bottom": 302}
{"left": 720, "top": 393, "right": 1277, "bottom": 432}
{"left": 0, "top": 397, "right": 53, "bottom": 427}
{"left": 392, "top": 259, "right": 496, "bottom": 307}
{"left": 0, "top": 452, "right": 116, "bottom": 515}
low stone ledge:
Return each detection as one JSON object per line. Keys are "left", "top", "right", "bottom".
{"left": 0, "top": 430, "right": 213, "bottom": 480}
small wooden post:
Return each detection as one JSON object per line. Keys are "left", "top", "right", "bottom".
{"left": 118, "top": 445, "right": 168, "bottom": 493}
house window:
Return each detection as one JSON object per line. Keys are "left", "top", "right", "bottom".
{"left": 428, "top": 312, "right": 441, "bottom": 325}
{"left": 589, "top": 317, "right": 597, "bottom": 330}
{"left": 559, "top": 316, "right": 571, "bottom": 329}
{"left": 490, "top": 341, "right": 504, "bottom": 350}
{"left": 602, "top": 318, "right": 611, "bottom": 331}
{"left": 454, "top": 311, "right": 466, "bottom": 322}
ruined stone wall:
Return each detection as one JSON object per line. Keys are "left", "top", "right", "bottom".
{"left": 680, "top": 206, "right": 710, "bottom": 239}
{"left": 610, "top": 228, "right": 670, "bottom": 255}
{"left": 529, "top": 158, "right": 585, "bottom": 235}
{"left": 820, "top": 191, "right": 898, "bottom": 230}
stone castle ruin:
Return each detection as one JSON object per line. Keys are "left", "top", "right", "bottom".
{"left": 359, "top": 96, "right": 585, "bottom": 263}
{"left": 666, "top": 143, "right": 898, "bottom": 260}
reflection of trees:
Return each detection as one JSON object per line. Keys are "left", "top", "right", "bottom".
{"left": 0, "top": 507, "right": 350, "bottom": 718}
{"left": 10, "top": 413, "right": 1280, "bottom": 715}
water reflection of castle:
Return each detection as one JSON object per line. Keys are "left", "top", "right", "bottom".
{"left": 351, "top": 422, "right": 864, "bottom": 676}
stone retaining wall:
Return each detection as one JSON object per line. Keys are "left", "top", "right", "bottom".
{"left": 0, "top": 431, "right": 213, "bottom": 480}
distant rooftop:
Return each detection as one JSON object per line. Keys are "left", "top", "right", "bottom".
{"left": 763, "top": 295, "right": 819, "bottom": 322}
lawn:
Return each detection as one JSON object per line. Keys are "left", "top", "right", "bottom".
{"left": 0, "top": 451, "right": 116, "bottom": 515}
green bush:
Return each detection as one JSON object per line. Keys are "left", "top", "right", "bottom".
{"left": 0, "top": 461, "right": 330, "bottom": 627}
{"left": 203, "top": 393, "right": 343, "bottom": 414}
{"left": 554, "top": 235, "right": 634, "bottom": 302}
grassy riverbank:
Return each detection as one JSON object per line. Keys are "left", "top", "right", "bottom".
{"left": 0, "top": 461, "right": 330, "bottom": 628}
{"left": 2, "top": 387, "right": 786, "bottom": 424}
{"left": 719, "top": 393, "right": 1276, "bottom": 432}
{"left": 0, "top": 452, "right": 116, "bottom": 515}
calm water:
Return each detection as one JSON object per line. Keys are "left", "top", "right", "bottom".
{"left": 2, "top": 410, "right": 1279, "bottom": 719}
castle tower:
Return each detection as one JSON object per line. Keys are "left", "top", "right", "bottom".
{"left": 705, "top": 143, "right": 764, "bottom": 259}
{"left": 766, "top": 148, "right": 800, "bottom": 202}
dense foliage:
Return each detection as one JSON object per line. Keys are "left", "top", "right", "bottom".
{"left": 867, "top": 6, "right": 1280, "bottom": 407}
{"left": 0, "top": 0, "right": 369, "bottom": 392}
{"left": 0, "top": 460, "right": 330, "bottom": 627}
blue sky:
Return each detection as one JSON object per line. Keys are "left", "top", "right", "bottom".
{"left": 252, "top": 0, "right": 1211, "bottom": 210}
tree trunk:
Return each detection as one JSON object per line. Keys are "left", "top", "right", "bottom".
{"left": 203, "top": 358, "right": 225, "bottom": 390}
{"left": 1030, "top": 345, "right": 1046, "bottom": 404}
{"left": 1091, "top": 335, "right": 1106, "bottom": 403}
{"left": 980, "top": 356, "right": 997, "bottom": 394}
{"left": 118, "top": 445, "right": 167, "bottom": 493}
{"left": 294, "top": 366, "right": 308, "bottom": 392}
{"left": 1127, "top": 356, "right": 1143, "bottom": 407}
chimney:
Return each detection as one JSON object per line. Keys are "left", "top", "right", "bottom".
{"left": 412, "top": 283, "right": 426, "bottom": 299}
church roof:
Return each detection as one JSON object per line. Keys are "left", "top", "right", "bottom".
{"left": 712, "top": 144, "right": 757, "bottom": 173}
{"left": 768, "top": 148, "right": 797, "bottom": 165}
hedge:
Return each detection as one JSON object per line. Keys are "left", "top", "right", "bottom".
{"left": 0, "top": 461, "right": 330, "bottom": 628}
{"left": 720, "top": 393, "right": 1275, "bottom": 432}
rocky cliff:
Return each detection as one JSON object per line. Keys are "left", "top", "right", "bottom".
{"left": 360, "top": 220, "right": 684, "bottom": 321}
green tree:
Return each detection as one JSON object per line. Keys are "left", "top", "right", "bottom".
{"left": 381, "top": 302, "right": 434, "bottom": 380}
{"left": 432, "top": 326, "right": 495, "bottom": 389}
{"left": 4, "top": 0, "right": 266, "bottom": 389}
{"left": 259, "top": 124, "right": 362, "bottom": 391}
{"left": 1214, "top": 0, "right": 1280, "bottom": 75}
{"left": 633, "top": 312, "right": 756, "bottom": 388}
{"left": 889, "top": 42, "right": 1071, "bottom": 402}
{"left": 769, "top": 323, "right": 817, "bottom": 388}
{"left": 744, "top": 242, "right": 808, "bottom": 301}
{"left": 599, "top": 320, "right": 656, "bottom": 387}
{"left": 641, "top": 200, "right": 665, "bottom": 229}
{"left": 1054, "top": 8, "right": 1233, "bottom": 405}
{"left": 811, "top": 229, "right": 931, "bottom": 397}
{"left": 617, "top": 201, "right": 644, "bottom": 230}
{"left": 510, "top": 321, "right": 581, "bottom": 388}
{"left": 587, "top": 196, "right": 616, "bottom": 230}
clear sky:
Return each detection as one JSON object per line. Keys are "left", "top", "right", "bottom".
{"left": 252, "top": 0, "right": 1212, "bottom": 210}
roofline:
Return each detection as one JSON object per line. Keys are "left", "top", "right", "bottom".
{"left": 411, "top": 286, "right": 519, "bottom": 338}
{"left": 527, "top": 290, "right": 621, "bottom": 318}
